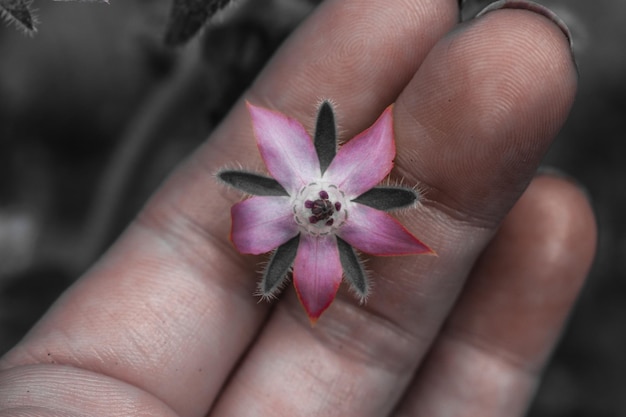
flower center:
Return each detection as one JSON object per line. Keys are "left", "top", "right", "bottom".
{"left": 293, "top": 183, "right": 347, "bottom": 236}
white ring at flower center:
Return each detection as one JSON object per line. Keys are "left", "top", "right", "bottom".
{"left": 292, "top": 182, "right": 348, "bottom": 236}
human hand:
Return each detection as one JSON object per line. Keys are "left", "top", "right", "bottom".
{"left": 0, "top": 1, "right": 596, "bottom": 416}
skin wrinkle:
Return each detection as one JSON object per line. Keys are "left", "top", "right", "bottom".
{"left": 401, "top": 337, "right": 536, "bottom": 417}
{"left": 1, "top": 210, "right": 265, "bottom": 415}
{"left": 3, "top": 302, "right": 103, "bottom": 371}
{"left": 0, "top": 364, "right": 179, "bottom": 417}
{"left": 298, "top": 360, "right": 359, "bottom": 412}
{"left": 29, "top": 263, "right": 190, "bottom": 378}
{"left": 442, "top": 324, "right": 542, "bottom": 377}
{"left": 1, "top": 404, "right": 76, "bottom": 416}
{"left": 215, "top": 307, "right": 413, "bottom": 416}
{"left": 137, "top": 205, "right": 231, "bottom": 269}
{"left": 280, "top": 292, "right": 426, "bottom": 375}
{"left": 137, "top": 156, "right": 262, "bottom": 290}
{"left": 0, "top": 407, "right": 85, "bottom": 417}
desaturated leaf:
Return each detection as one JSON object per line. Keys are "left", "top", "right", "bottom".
{"left": 164, "top": 0, "right": 232, "bottom": 46}
{"left": 0, "top": 0, "right": 37, "bottom": 35}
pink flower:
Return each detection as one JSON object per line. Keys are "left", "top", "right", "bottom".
{"left": 218, "top": 102, "right": 433, "bottom": 322}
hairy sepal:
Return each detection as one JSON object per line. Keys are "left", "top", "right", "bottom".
{"left": 352, "top": 186, "right": 419, "bottom": 211}
{"left": 337, "top": 237, "right": 369, "bottom": 302}
{"left": 218, "top": 170, "right": 288, "bottom": 197}
{"left": 314, "top": 101, "right": 337, "bottom": 174}
{"left": 257, "top": 235, "right": 299, "bottom": 299}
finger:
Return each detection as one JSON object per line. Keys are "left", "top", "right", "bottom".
{"left": 0, "top": 0, "right": 459, "bottom": 416}
{"left": 207, "top": 8, "right": 578, "bottom": 417}
{"left": 393, "top": 174, "right": 597, "bottom": 417}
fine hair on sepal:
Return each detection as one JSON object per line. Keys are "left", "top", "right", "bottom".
{"left": 217, "top": 169, "right": 288, "bottom": 197}
{"left": 313, "top": 100, "right": 337, "bottom": 174}
{"left": 337, "top": 236, "right": 370, "bottom": 303}
{"left": 352, "top": 185, "right": 420, "bottom": 211}
{"left": 255, "top": 234, "right": 300, "bottom": 300}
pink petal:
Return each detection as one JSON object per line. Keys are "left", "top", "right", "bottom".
{"left": 338, "top": 203, "right": 433, "bottom": 256}
{"left": 231, "top": 196, "right": 299, "bottom": 255}
{"left": 247, "top": 103, "right": 321, "bottom": 194}
{"left": 324, "top": 106, "right": 395, "bottom": 197}
{"left": 293, "top": 234, "right": 343, "bottom": 322}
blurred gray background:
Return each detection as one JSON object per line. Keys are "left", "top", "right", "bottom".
{"left": 0, "top": 1, "right": 624, "bottom": 415}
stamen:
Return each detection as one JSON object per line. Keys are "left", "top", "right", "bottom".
{"left": 293, "top": 184, "right": 347, "bottom": 234}
{"left": 307, "top": 198, "right": 334, "bottom": 223}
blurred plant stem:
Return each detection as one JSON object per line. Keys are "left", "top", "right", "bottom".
{"left": 75, "top": 38, "right": 207, "bottom": 272}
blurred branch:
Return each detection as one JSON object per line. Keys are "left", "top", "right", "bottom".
{"left": 76, "top": 39, "right": 207, "bottom": 270}
{"left": 64, "top": 0, "right": 317, "bottom": 274}
{"left": 164, "top": 0, "right": 233, "bottom": 46}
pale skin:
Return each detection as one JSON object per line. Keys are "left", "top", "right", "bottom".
{"left": 0, "top": 0, "right": 596, "bottom": 416}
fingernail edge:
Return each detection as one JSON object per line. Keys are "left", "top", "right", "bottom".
{"left": 476, "top": 0, "right": 573, "bottom": 52}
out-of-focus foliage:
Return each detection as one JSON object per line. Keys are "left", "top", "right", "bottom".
{"left": 0, "top": 0, "right": 37, "bottom": 34}
{"left": 0, "top": 0, "right": 109, "bottom": 34}
{"left": 164, "top": 0, "right": 232, "bottom": 46}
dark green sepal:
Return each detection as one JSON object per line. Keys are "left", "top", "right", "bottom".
{"left": 314, "top": 101, "right": 337, "bottom": 174}
{"left": 337, "top": 237, "right": 368, "bottom": 299}
{"left": 260, "top": 235, "right": 299, "bottom": 296}
{"left": 352, "top": 186, "right": 418, "bottom": 211}
{"left": 218, "top": 170, "right": 288, "bottom": 196}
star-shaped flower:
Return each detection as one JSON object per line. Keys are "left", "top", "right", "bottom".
{"left": 218, "top": 101, "right": 434, "bottom": 322}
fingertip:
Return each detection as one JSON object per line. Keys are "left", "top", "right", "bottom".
{"left": 443, "top": 171, "right": 597, "bottom": 369}
{"left": 516, "top": 172, "right": 597, "bottom": 278}
{"left": 394, "top": 6, "right": 579, "bottom": 227}
{"left": 472, "top": 6, "right": 578, "bottom": 89}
